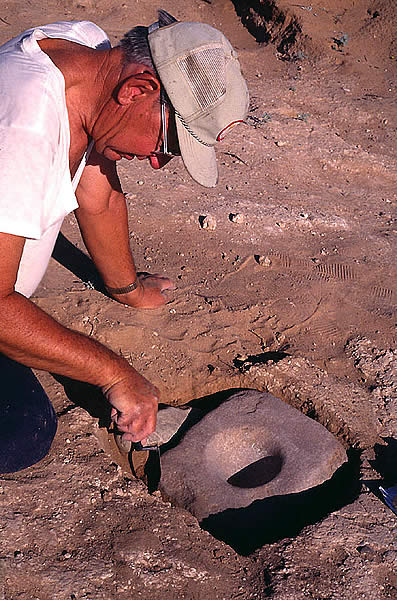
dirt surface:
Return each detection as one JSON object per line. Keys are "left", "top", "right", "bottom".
{"left": 0, "top": 1, "right": 396, "bottom": 599}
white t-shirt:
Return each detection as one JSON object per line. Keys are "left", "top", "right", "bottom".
{"left": 0, "top": 21, "right": 110, "bottom": 296}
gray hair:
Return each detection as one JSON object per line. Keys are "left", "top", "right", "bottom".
{"left": 120, "top": 9, "right": 177, "bottom": 70}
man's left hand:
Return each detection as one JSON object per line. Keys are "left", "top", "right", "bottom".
{"left": 112, "top": 272, "right": 175, "bottom": 309}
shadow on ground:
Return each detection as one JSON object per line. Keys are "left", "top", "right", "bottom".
{"left": 201, "top": 448, "right": 361, "bottom": 555}
{"left": 52, "top": 233, "right": 105, "bottom": 292}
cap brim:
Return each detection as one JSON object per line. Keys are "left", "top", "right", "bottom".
{"left": 175, "top": 117, "right": 218, "bottom": 188}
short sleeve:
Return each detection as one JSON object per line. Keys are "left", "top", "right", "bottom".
{"left": 0, "top": 126, "right": 56, "bottom": 239}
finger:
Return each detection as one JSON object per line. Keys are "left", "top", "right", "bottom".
{"left": 159, "top": 279, "right": 176, "bottom": 292}
{"left": 121, "top": 425, "right": 152, "bottom": 442}
{"left": 122, "top": 432, "right": 149, "bottom": 445}
{"left": 147, "top": 276, "right": 175, "bottom": 292}
{"left": 121, "top": 431, "right": 138, "bottom": 442}
{"left": 139, "top": 273, "right": 174, "bottom": 288}
{"left": 116, "top": 407, "right": 157, "bottom": 436}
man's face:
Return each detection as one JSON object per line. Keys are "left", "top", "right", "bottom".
{"left": 92, "top": 83, "right": 175, "bottom": 170}
{"left": 92, "top": 67, "right": 177, "bottom": 169}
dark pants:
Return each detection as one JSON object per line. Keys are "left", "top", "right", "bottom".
{"left": 0, "top": 354, "right": 57, "bottom": 474}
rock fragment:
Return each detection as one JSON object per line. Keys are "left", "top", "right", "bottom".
{"left": 229, "top": 212, "right": 244, "bottom": 224}
{"left": 200, "top": 215, "right": 217, "bottom": 230}
{"left": 255, "top": 255, "right": 272, "bottom": 267}
{"left": 160, "top": 390, "right": 347, "bottom": 520}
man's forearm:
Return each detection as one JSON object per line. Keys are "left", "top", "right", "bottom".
{"left": 0, "top": 291, "right": 129, "bottom": 388}
{"left": 75, "top": 190, "right": 138, "bottom": 290}
{"left": 75, "top": 161, "right": 173, "bottom": 309}
{"left": 0, "top": 200, "right": 159, "bottom": 440}
{"left": 76, "top": 191, "right": 173, "bottom": 309}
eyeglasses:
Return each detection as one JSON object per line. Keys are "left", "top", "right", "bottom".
{"left": 154, "top": 91, "right": 180, "bottom": 158}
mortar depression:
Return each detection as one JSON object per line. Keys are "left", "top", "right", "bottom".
{"left": 159, "top": 390, "right": 347, "bottom": 521}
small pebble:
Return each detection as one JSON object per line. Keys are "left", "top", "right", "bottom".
{"left": 137, "top": 180, "right": 144, "bottom": 186}
{"left": 229, "top": 212, "right": 244, "bottom": 224}
{"left": 200, "top": 215, "right": 217, "bottom": 230}
{"left": 257, "top": 255, "right": 272, "bottom": 267}
{"left": 124, "top": 192, "right": 137, "bottom": 201}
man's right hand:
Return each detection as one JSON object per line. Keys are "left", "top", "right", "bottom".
{"left": 102, "top": 367, "right": 159, "bottom": 442}
{"left": 0, "top": 232, "right": 160, "bottom": 445}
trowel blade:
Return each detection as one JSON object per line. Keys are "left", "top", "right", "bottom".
{"left": 133, "top": 405, "right": 191, "bottom": 491}
{"left": 146, "top": 405, "right": 192, "bottom": 446}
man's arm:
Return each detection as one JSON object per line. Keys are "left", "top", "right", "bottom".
{"left": 0, "top": 231, "right": 158, "bottom": 441}
{"left": 75, "top": 149, "right": 173, "bottom": 308}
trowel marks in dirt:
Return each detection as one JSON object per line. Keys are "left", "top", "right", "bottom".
{"left": 159, "top": 390, "right": 347, "bottom": 520}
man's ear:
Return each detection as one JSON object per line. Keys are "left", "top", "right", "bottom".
{"left": 117, "top": 72, "right": 160, "bottom": 106}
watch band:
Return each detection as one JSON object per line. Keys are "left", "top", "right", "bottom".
{"left": 105, "top": 279, "right": 138, "bottom": 295}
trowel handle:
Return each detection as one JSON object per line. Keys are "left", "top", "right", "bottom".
{"left": 132, "top": 441, "right": 159, "bottom": 452}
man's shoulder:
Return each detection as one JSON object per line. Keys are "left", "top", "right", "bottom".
{"left": 0, "top": 21, "right": 110, "bottom": 56}
{"left": 38, "top": 21, "right": 111, "bottom": 50}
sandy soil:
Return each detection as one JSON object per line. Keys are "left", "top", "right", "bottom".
{"left": 0, "top": 1, "right": 396, "bottom": 599}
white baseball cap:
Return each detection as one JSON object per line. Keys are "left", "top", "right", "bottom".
{"left": 148, "top": 18, "right": 249, "bottom": 187}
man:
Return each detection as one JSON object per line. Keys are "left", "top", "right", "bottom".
{"left": 0, "top": 10, "right": 249, "bottom": 473}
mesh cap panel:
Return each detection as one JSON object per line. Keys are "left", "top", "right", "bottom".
{"left": 177, "top": 47, "right": 226, "bottom": 111}
{"left": 148, "top": 18, "right": 249, "bottom": 186}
